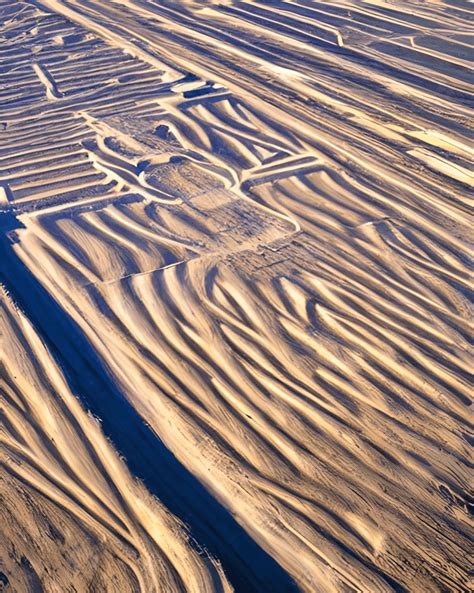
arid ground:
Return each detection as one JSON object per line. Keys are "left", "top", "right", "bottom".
{"left": 0, "top": 1, "right": 472, "bottom": 592}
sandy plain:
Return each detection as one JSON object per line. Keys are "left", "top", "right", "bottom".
{"left": 0, "top": 1, "right": 472, "bottom": 592}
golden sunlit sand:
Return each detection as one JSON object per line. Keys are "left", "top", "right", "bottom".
{"left": 0, "top": 1, "right": 472, "bottom": 592}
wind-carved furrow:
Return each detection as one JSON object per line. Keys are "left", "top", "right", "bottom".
{"left": 32, "top": 61, "right": 63, "bottom": 100}
{"left": 1, "top": 1, "right": 472, "bottom": 593}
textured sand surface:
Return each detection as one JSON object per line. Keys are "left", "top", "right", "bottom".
{"left": 0, "top": 1, "right": 472, "bottom": 592}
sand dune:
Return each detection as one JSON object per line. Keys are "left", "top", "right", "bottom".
{"left": 0, "top": 1, "right": 472, "bottom": 592}
{"left": 0, "top": 286, "right": 231, "bottom": 593}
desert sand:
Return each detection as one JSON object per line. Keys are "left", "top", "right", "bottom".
{"left": 0, "top": 1, "right": 472, "bottom": 592}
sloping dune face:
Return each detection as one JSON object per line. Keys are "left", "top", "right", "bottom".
{"left": 0, "top": 1, "right": 472, "bottom": 593}
{"left": 0, "top": 287, "right": 231, "bottom": 593}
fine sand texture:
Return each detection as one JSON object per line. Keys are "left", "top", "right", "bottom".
{"left": 0, "top": 1, "right": 472, "bottom": 592}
